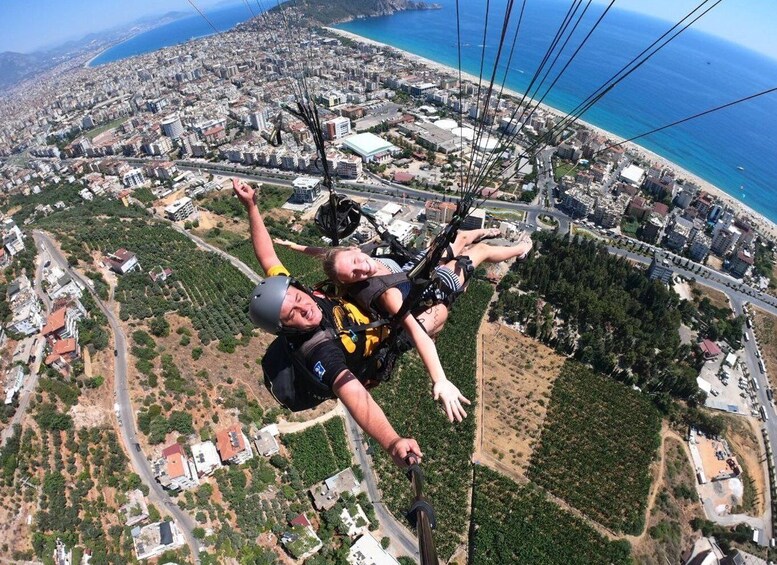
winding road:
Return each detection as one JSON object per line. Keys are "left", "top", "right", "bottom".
{"left": 33, "top": 231, "right": 202, "bottom": 564}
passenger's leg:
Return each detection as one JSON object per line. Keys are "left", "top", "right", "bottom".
{"left": 439, "top": 237, "right": 532, "bottom": 288}
{"left": 448, "top": 227, "right": 501, "bottom": 257}
{"left": 415, "top": 304, "right": 449, "bottom": 338}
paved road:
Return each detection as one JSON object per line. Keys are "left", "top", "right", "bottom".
{"left": 609, "top": 245, "right": 777, "bottom": 537}
{"left": 0, "top": 236, "right": 49, "bottom": 447}
{"left": 34, "top": 231, "right": 202, "bottom": 563}
{"left": 342, "top": 410, "right": 420, "bottom": 560}
{"left": 608, "top": 245, "right": 777, "bottom": 317}
{"left": 143, "top": 158, "right": 573, "bottom": 235}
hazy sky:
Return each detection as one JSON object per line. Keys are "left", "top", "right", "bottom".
{"left": 0, "top": 0, "right": 776, "bottom": 59}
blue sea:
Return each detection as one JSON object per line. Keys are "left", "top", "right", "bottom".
{"left": 336, "top": 0, "right": 777, "bottom": 225}
{"left": 88, "top": 0, "right": 777, "bottom": 224}
{"left": 89, "top": 3, "right": 260, "bottom": 67}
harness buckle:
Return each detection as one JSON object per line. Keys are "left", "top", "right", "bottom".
{"left": 349, "top": 330, "right": 359, "bottom": 343}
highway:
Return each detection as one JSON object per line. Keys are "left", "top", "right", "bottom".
{"left": 34, "top": 230, "right": 201, "bottom": 564}
{"left": 130, "top": 157, "right": 573, "bottom": 235}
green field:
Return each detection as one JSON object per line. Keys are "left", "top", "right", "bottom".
{"left": 371, "top": 281, "right": 493, "bottom": 560}
{"left": 284, "top": 418, "right": 352, "bottom": 486}
{"left": 33, "top": 200, "right": 254, "bottom": 345}
{"left": 528, "top": 361, "right": 662, "bottom": 534}
{"left": 472, "top": 466, "right": 631, "bottom": 564}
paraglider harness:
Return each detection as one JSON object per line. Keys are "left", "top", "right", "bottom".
{"left": 262, "top": 279, "right": 412, "bottom": 412}
{"left": 346, "top": 241, "right": 476, "bottom": 313}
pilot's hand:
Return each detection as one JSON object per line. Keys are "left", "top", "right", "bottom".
{"left": 232, "top": 178, "right": 256, "bottom": 208}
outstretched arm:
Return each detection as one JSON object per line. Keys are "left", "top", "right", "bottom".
{"left": 380, "top": 289, "right": 470, "bottom": 422}
{"left": 233, "top": 179, "right": 282, "bottom": 274}
{"left": 333, "top": 369, "right": 421, "bottom": 468}
{"left": 274, "top": 238, "right": 329, "bottom": 258}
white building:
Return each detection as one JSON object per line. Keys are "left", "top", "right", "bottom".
{"left": 342, "top": 133, "right": 399, "bottom": 163}
{"left": 249, "top": 112, "right": 266, "bottom": 131}
{"left": 2, "top": 220, "right": 25, "bottom": 257}
{"left": 347, "top": 534, "right": 400, "bottom": 565}
{"left": 104, "top": 248, "right": 140, "bottom": 275}
{"left": 325, "top": 116, "right": 352, "bottom": 140}
{"left": 132, "top": 521, "right": 185, "bottom": 561}
{"left": 190, "top": 441, "right": 222, "bottom": 477}
{"left": 292, "top": 177, "right": 322, "bottom": 204}
{"left": 253, "top": 424, "right": 280, "bottom": 457}
{"left": 160, "top": 115, "right": 184, "bottom": 140}
{"left": 711, "top": 224, "right": 741, "bottom": 256}
{"left": 164, "top": 196, "right": 196, "bottom": 222}
{"left": 619, "top": 164, "right": 645, "bottom": 186}
{"left": 122, "top": 168, "right": 146, "bottom": 188}
{"left": 337, "top": 155, "right": 363, "bottom": 178}
{"left": 4, "top": 366, "right": 25, "bottom": 405}
{"left": 387, "top": 219, "right": 415, "bottom": 246}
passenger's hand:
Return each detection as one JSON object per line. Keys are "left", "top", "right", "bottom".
{"left": 274, "top": 238, "right": 296, "bottom": 248}
{"left": 232, "top": 178, "right": 256, "bottom": 208}
{"left": 388, "top": 437, "right": 422, "bottom": 468}
{"left": 433, "top": 379, "right": 471, "bottom": 422}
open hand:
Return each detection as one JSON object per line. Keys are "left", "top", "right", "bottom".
{"left": 232, "top": 178, "right": 256, "bottom": 208}
{"left": 433, "top": 379, "right": 471, "bottom": 422}
{"left": 274, "top": 238, "right": 296, "bottom": 248}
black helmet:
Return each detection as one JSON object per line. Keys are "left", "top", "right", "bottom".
{"left": 316, "top": 194, "right": 362, "bottom": 242}
{"left": 248, "top": 276, "right": 292, "bottom": 334}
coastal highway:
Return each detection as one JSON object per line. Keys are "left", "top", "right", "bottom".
{"left": 123, "top": 157, "right": 572, "bottom": 235}
{"left": 34, "top": 231, "right": 202, "bottom": 564}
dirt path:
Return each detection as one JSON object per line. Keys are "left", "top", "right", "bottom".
{"left": 276, "top": 403, "right": 343, "bottom": 434}
{"left": 624, "top": 421, "right": 670, "bottom": 544}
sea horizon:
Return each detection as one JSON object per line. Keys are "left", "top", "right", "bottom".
{"left": 88, "top": 2, "right": 260, "bottom": 68}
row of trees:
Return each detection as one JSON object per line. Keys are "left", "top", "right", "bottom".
{"left": 472, "top": 466, "right": 632, "bottom": 563}
{"left": 491, "top": 233, "right": 704, "bottom": 406}
{"left": 528, "top": 361, "right": 662, "bottom": 535}
{"left": 371, "top": 281, "right": 494, "bottom": 559}
{"left": 34, "top": 202, "right": 254, "bottom": 348}
{"left": 283, "top": 419, "right": 352, "bottom": 487}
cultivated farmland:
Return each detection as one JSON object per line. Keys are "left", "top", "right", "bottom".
{"left": 528, "top": 361, "right": 662, "bottom": 534}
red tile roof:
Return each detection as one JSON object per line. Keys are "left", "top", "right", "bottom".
{"left": 166, "top": 452, "right": 186, "bottom": 479}
{"left": 41, "top": 308, "right": 67, "bottom": 336}
{"left": 52, "top": 338, "right": 77, "bottom": 355}
{"left": 215, "top": 424, "right": 245, "bottom": 461}
{"left": 699, "top": 339, "right": 722, "bottom": 358}
{"left": 290, "top": 514, "right": 311, "bottom": 527}
{"left": 162, "top": 443, "right": 185, "bottom": 458}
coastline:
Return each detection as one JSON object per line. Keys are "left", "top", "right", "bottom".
{"left": 327, "top": 26, "right": 777, "bottom": 241}
{"left": 84, "top": 47, "right": 111, "bottom": 68}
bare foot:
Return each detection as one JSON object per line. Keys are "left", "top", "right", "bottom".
{"left": 473, "top": 227, "right": 501, "bottom": 243}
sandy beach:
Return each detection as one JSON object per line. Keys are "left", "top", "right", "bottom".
{"left": 327, "top": 27, "right": 777, "bottom": 241}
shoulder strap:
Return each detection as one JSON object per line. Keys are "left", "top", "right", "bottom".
{"left": 348, "top": 272, "right": 410, "bottom": 315}
{"left": 297, "top": 327, "right": 337, "bottom": 358}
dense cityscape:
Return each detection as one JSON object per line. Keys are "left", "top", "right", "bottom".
{"left": 1, "top": 3, "right": 777, "bottom": 565}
